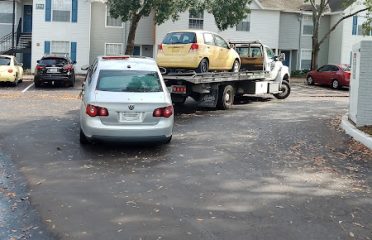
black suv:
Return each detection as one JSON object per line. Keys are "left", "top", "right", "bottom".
{"left": 34, "top": 56, "right": 76, "bottom": 87}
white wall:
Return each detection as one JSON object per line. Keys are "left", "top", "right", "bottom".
{"left": 328, "top": 14, "right": 344, "bottom": 64}
{"left": 350, "top": 41, "right": 372, "bottom": 126}
{"left": 329, "top": 2, "right": 372, "bottom": 65}
{"left": 31, "top": 0, "right": 91, "bottom": 73}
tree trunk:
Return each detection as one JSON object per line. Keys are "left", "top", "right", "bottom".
{"left": 125, "top": 14, "right": 141, "bottom": 55}
{"left": 311, "top": 14, "right": 320, "bottom": 70}
{"left": 311, "top": 43, "right": 320, "bottom": 71}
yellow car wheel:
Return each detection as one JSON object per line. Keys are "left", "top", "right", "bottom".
{"left": 230, "top": 60, "right": 240, "bottom": 72}
{"left": 11, "top": 74, "right": 19, "bottom": 87}
{"left": 196, "top": 58, "right": 209, "bottom": 73}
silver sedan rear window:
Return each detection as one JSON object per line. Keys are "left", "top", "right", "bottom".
{"left": 97, "top": 70, "right": 163, "bottom": 93}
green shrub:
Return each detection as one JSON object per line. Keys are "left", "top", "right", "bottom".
{"left": 291, "top": 69, "right": 309, "bottom": 77}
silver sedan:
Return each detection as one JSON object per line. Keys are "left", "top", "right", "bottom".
{"left": 79, "top": 56, "right": 174, "bottom": 144}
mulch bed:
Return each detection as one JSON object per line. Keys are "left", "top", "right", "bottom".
{"left": 358, "top": 126, "right": 372, "bottom": 136}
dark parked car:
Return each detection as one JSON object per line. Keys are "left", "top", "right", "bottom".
{"left": 306, "top": 64, "right": 351, "bottom": 89}
{"left": 34, "top": 56, "right": 76, "bottom": 87}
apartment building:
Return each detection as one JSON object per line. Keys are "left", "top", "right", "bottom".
{"left": 0, "top": 0, "right": 371, "bottom": 73}
{"left": 328, "top": 1, "right": 372, "bottom": 65}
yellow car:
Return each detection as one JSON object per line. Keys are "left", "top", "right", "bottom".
{"left": 0, "top": 55, "right": 23, "bottom": 86}
{"left": 156, "top": 30, "right": 240, "bottom": 73}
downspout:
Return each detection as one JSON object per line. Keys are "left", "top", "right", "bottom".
{"left": 11, "top": 0, "right": 15, "bottom": 55}
{"left": 123, "top": 21, "right": 128, "bottom": 54}
{"left": 297, "top": 11, "right": 303, "bottom": 70}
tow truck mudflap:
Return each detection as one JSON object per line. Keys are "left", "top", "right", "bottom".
{"left": 197, "top": 85, "right": 219, "bottom": 108}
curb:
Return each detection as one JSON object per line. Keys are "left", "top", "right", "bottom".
{"left": 341, "top": 114, "right": 372, "bottom": 150}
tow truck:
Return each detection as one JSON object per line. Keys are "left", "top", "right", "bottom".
{"left": 162, "top": 41, "right": 291, "bottom": 110}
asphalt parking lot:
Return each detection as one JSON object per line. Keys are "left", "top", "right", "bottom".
{"left": 0, "top": 78, "right": 371, "bottom": 240}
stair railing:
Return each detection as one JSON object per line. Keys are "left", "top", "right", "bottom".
{"left": 16, "top": 18, "right": 22, "bottom": 46}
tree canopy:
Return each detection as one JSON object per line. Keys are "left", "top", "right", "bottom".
{"left": 107, "top": 0, "right": 252, "bottom": 54}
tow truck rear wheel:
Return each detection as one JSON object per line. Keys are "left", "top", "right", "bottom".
{"left": 217, "top": 85, "right": 235, "bottom": 110}
{"left": 273, "top": 80, "right": 291, "bottom": 99}
{"left": 172, "top": 95, "right": 187, "bottom": 106}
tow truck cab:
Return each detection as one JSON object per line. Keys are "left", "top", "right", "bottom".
{"left": 230, "top": 41, "right": 289, "bottom": 82}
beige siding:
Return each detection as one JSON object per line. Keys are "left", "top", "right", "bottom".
{"left": 90, "top": 2, "right": 155, "bottom": 62}
{"left": 279, "top": 13, "right": 300, "bottom": 50}
{"left": 90, "top": 2, "right": 126, "bottom": 63}
{"left": 135, "top": 13, "right": 155, "bottom": 45}
{"left": 318, "top": 15, "right": 330, "bottom": 67}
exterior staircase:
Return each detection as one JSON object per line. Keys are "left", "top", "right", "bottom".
{"left": 0, "top": 18, "right": 31, "bottom": 55}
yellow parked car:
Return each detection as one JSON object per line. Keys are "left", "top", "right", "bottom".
{"left": 156, "top": 30, "right": 240, "bottom": 73}
{"left": 0, "top": 55, "right": 23, "bottom": 86}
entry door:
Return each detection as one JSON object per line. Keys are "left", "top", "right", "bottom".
{"left": 281, "top": 50, "right": 290, "bottom": 67}
{"left": 23, "top": 5, "right": 33, "bottom": 33}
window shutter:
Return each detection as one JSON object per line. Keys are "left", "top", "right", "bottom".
{"left": 44, "top": 41, "right": 50, "bottom": 54}
{"left": 71, "top": 42, "right": 77, "bottom": 62}
{"left": 45, "top": 0, "right": 51, "bottom": 22}
{"left": 352, "top": 16, "right": 358, "bottom": 35}
{"left": 72, "top": 0, "right": 78, "bottom": 23}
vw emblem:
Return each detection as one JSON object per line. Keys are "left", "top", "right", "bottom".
{"left": 128, "top": 105, "right": 135, "bottom": 110}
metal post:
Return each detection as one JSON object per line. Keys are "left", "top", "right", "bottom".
{"left": 11, "top": 0, "right": 15, "bottom": 56}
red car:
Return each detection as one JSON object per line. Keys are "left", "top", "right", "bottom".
{"left": 306, "top": 64, "right": 351, "bottom": 89}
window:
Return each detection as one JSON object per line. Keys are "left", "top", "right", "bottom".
{"left": 51, "top": 41, "right": 70, "bottom": 56}
{"left": 251, "top": 47, "right": 262, "bottom": 57}
{"left": 203, "top": 33, "right": 215, "bottom": 45}
{"left": 329, "top": 65, "right": 339, "bottom": 72}
{"left": 302, "top": 15, "right": 313, "bottom": 36}
{"left": 189, "top": 9, "right": 204, "bottom": 29}
{"left": 0, "top": 56, "right": 11, "bottom": 65}
{"left": 0, "top": 2, "right": 12, "bottom": 24}
{"left": 39, "top": 57, "right": 69, "bottom": 66}
{"left": 162, "top": 32, "right": 197, "bottom": 44}
{"left": 106, "top": 7, "right": 122, "bottom": 27}
{"left": 236, "top": 15, "right": 251, "bottom": 32}
{"left": 300, "top": 49, "right": 312, "bottom": 70}
{"left": 133, "top": 46, "right": 141, "bottom": 56}
{"left": 266, "top": 47, "right": 275, "bottom": 59}
{"left": 214, "top": 35, "right": 228, "bottom": 49}
{"left": 317, "top": 65, "right": 328, "bottom": 72}
{"left": 52, "top": 0, "right": 71, "bottom": 22}
{"left": 353, "top": 16, "right": 372, "bottom": 36}
{"left": 105, "top": 43, "right": 123, "bottom": 56}
{"left": 97, "top": 70, "right": 163, "bottom": 93}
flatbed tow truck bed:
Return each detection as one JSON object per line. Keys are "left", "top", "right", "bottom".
{"left": 162, "top": 70, "right": 290, "bottom": 110}
{"left": 163, "top": 71, "right": 266, "bottom": 84}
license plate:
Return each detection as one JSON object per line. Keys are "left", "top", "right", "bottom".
{"left": 171, "top": 47, "right": 181, "bottom": 53}
{"left": 48, "top": 68, "right": 58, "bottom": 73}
{"left": 119, "top": 112, "right": 141, "bottom": 122}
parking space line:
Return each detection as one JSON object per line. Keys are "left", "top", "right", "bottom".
{"left": 22, "top": 83, "right": 34, "bottom": 93}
